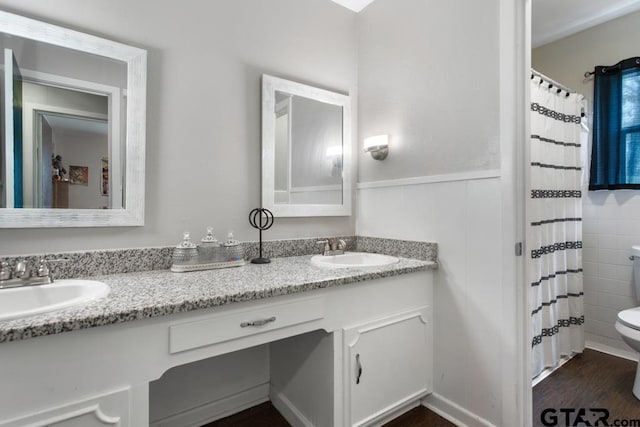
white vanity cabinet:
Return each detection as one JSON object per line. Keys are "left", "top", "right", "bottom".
{"left": 0, "top": 269, "right": 433, "bottom": 427}
{"left": 343, "top": 307, "right": 432, "bottom": 427}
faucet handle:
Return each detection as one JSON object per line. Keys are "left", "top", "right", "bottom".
{"left": 316, "top": 240, "right": 330, "bottom": 254}
{"left": 14, "top": 260, "right": 30, "bottom": 279}
{"left": 37, "top": 259, "right": 50, "bottom": 277}
{"left": 337, "top": 239, "right": 347, "bottom": 251}
{"left": 39, "top": 258, "right": 70, "bottom": 279}
{"left": 0, "top": 262, "right": 11, "bottom": 281}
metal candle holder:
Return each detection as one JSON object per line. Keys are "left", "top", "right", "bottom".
{"left": 249, "top": 208, "right": 274, "bottom": 264}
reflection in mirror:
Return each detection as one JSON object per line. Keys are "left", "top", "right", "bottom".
{"left": 274, "top": 90, "right": 343, "bottom": 205}
{"left": 38, "top": 111, "right": 109, "bottom": 209}
{"left": 1, "top": 33, "right": 123, "bottom": 210}
{"left": 263, "top": 75, "right": 351, "bottom": 217}
{"left": 0, "top": 10, "right": 146, "bottom": 227}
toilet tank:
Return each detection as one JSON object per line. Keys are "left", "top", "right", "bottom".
{"left": 633, "top": 246, "right": 640, "bottom": 298}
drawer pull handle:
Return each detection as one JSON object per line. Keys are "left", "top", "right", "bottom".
{"left": 240, "top": 316, "right": 276, "bottom": 328}
{"left": 356, "top": 353, "right": 363, "bottom": 384}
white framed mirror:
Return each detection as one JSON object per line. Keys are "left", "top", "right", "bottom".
{"left": 0, "top": 10, "right": 146, "bottom": 227}
{"left": 262, "top": 74, "right": 351, "bottom": 217}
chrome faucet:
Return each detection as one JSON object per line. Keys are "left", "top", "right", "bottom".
{"left": 0, "top": 259, "right": 67, "bottom": 289}
{"left": 316, "top": 238, "right": 347, "bottom": 256}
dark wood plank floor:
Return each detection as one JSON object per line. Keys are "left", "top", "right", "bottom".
{"left": 533, "top": 348, "right": 640, "bottom": 427}
{"left": 383, "top": 405, "right": 456, "bottom": 427}
{"left": 204, "top": 402, "right": 289, "bottom": 427}
{"left": 203, "top": 402, "right": 454, "bottom": 427}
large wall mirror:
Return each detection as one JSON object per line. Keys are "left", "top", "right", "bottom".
{"left": 0, "top": 10, "right": 146, "bottom": 227}
{"left": 262, "top": 75, "right": 351, "bottom": 217}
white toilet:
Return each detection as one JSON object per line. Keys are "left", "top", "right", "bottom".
{"left": 615, "top": 245, "right": 640, "bottom": 399}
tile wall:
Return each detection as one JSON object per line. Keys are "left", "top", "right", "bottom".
{"left": 583, "top": 190, "right": 640, "bottom": 357}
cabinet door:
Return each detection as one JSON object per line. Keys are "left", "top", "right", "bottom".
{"left": 343, "top": 307, "right": 432, "bottom": 427}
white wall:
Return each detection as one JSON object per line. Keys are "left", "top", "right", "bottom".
{"left": 356, "top": 0, "right": 517, "bottom": 425}
{"left": 533, "top": 10, "right": 640, "bottom": 357}
{"left": 0, "top": 0, "right": 358, "bottom": 255}
{"left": 357, "top": 0, "right": 500, "bottom": 183}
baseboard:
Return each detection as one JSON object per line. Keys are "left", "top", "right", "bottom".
{"left": 150, "top": 383, "right": 269, "bottom": 427}
{"left": 365, "top": 399, "right": 421, "bottom": 427}
{"left": 422, "top": 393, "right": 496, "bottom": 427}
{"left": 270, "top": 387, "right": 314, "bottom": 427}
{"left": 586, "top": 340, "right": 638, "bottom": 362}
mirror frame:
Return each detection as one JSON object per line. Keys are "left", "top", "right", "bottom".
{"left": 261, "top": 74, "right": 352, "bottom": 217}
{"left": 0, "top": 10, "right": 146, "bottom": 227}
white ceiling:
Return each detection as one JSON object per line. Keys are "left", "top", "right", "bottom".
{"left": 532, "top": 0, "right": 640, "bottom": 48}
{"left": 330, "top": 0, "right": 376, "bottom": 13}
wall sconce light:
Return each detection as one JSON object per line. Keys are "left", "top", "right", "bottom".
{"left": 363, "top": 134, "right": 389, "bottom": 160}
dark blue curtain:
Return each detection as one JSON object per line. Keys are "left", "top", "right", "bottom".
{"left": 589, "top": 57, "right": 640, "bottom": 190}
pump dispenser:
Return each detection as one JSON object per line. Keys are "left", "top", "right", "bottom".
{"left": 222, "top": 231, "right": 244, "bottom": 262}
{"left": 199, "top": 226, "right": 220, "bottom": 262}
{"left": 170, "top": 229, "right": 244, "bottom": 273}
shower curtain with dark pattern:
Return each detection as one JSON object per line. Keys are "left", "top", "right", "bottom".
{"left": 530, "top": 76, "right": 586, "bottom": 379}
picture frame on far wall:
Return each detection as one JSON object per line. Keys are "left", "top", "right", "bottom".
{"left": 69, "top": 166, "right": 89, "bottom": 186}
{"left": 101, "top": 157, "right": 109, "bottom": 196}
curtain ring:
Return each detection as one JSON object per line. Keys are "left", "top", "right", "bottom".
{"left": 636, "top": 58, "right": 640, "bottom": 65}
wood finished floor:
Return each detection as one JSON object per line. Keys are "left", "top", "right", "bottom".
{"left": 533, "top": 348, "right": 640, "bottom": 427}
{"left": 203, "top": 402, "right": 455, "bottom": 427}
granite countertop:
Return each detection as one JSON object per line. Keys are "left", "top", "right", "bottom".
{"left": 0, "top": 254, "right": 436, "bottom": 343}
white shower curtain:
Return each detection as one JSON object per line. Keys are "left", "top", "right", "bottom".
{"left": 530, "top": 75, "right": 586, "bottom": 378}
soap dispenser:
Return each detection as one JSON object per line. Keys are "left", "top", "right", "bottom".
{"left": 222, "top": 231, "right": 244, "bottom": 262}
{"left": 199, "top": 226, "right": 219, "bottom": 263}
{"left": 171, "top": 232, "right": 199, "bottom": 269}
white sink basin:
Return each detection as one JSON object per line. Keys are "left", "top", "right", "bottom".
{"left": 311, "top": 251, "right": 399, "bottom": 268}
{"left": 0, "top": 279, "right": 110, "bottom": 322}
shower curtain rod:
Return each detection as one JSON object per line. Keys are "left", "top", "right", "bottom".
{"left": 531, "top": 69, "right": 575, "bottom": 95}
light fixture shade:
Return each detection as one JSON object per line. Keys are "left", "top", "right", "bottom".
{"left": 363, "top": 134, "right": 389, "bottom": 160}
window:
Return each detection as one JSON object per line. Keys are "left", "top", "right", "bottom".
{"left": 589, "top": 58, "right": 640, "bottom": 190}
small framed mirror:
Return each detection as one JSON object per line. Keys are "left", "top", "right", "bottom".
{"left": 261, "top": 74, "right": 351, "bottom": 217}
{"left": 0, "top": 10, "right": 146, "bottom": 227}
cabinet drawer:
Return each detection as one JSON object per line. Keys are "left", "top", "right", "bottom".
{"left": 169, "top": 296, "right": 325, "bottom": 354}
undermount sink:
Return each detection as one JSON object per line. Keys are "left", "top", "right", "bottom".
{"left": 0, "top": 279, "right": 110, "bottom": 322}
{"left": 311, "top": 251, "right": 399, "bottom": 269}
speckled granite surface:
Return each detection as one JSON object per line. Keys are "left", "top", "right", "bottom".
{"left": 356, "top": 236, "right": 437, "bottom": 262}
{"left": 0, "top": 236, "right": 358, "bottom": 280}
{"left": 0, "top": 247, "right": 175, "bottom": 280}
{"left": 0, "top": 254, "right": 436, "bottom": 343}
